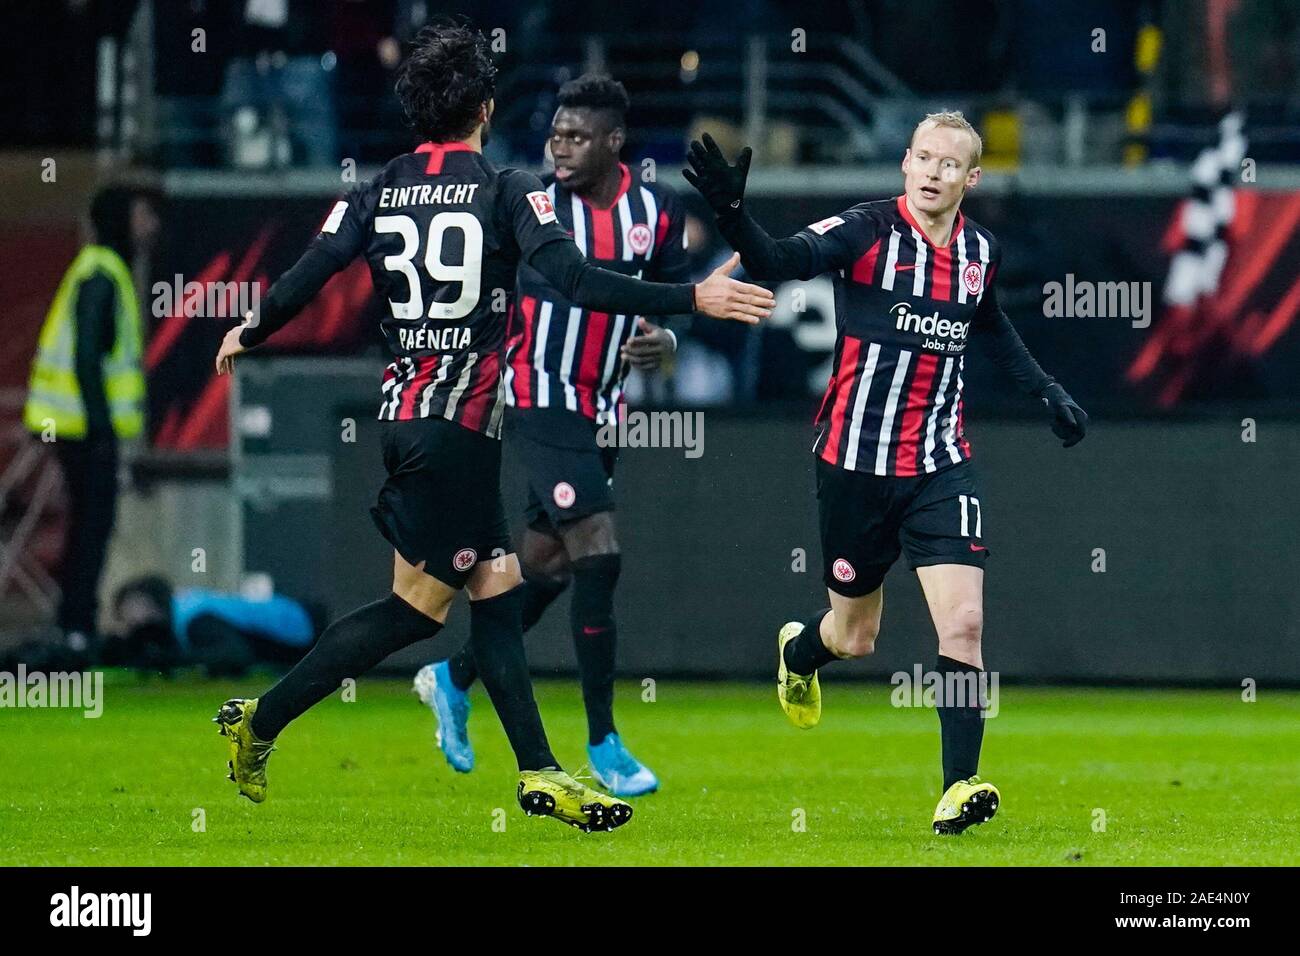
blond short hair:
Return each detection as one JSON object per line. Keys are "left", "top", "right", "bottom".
{"left": 910, "top": 111, "right": 982, "bottom": 168}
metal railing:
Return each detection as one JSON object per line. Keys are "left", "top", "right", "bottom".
{"left": 105, "top": 13, "right": 916, "bottom": 169}
{"left": 98, "top": 4, "right": 1297, "bottom": 172}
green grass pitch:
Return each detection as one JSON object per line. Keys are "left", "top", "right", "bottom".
{"left": 4, "top": 675, "right": 1298, "bottom": 866}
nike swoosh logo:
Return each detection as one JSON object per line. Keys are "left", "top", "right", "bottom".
{"left": 894, "top": 263, "right": 917, "bottom": 272}
{"left": 582, "top": 625, "right": 608, "bottom": 636}
{"left": 969, "top": 542, "right": 987, "bottom": 552}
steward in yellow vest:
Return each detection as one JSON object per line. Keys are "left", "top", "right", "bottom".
{"left": 23, "top": 186, "right": 158, "bottom": 644}
{"left": 24, "top": 244, "right": 145, "bottom": 441}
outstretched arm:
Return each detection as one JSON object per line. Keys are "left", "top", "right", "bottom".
{"left": 714, "top": 210, "right": 819, "bottom": 282}
{"left": 528, "top": 239, "right": 772, "bottom": 324}
{"left": 217, "top": 191, "right": 369, "bottom": 375}
{"left": 216, "top": 244, "right": 350, "bottom": 375}
{"left": 683, "top": 133, "right": 849, "bottom": 282}
{"left": 974, "top": 285, "right": 1087, "bottom": 447}
{"left": 503, "top": 167, "right": 772, "bottom": 324}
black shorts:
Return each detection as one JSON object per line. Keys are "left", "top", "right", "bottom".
{"left": 507, "top": 407, "right": 618, "bottom": 534}
{"left": 369, "top": 417, "right": 511, "bottom": 589}
{"left": 816, "top": 456, "right": 990, "bottom": 597}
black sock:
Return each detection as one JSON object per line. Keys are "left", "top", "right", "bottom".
{"left": 934, "top": 655, "right": 986, "bottom": 790}
{"left": 570, "top": 554, "right": 620, "bottom": 745}
{"left": 444, "top": 574, "right": 569, "bottom": 691}
{"left": 523, "top": 573, "right": 570, "bottom": 630}
{"left": 782, "top": 609, "right": 839, "bottom": 674}
{"left": 445, "top": 643, "right": 477, "bottom": 692}
{"left": 469, "top": 585, "right": 559, "bottom": 771}
{"left": 252, "top": 594, "right": 441, "bottom": 740}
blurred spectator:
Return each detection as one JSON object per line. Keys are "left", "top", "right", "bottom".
{"left": 154, "top": 0, "right": 227, "bottom": 167}
{"left": 220, "top": 0, "right": 338, "bottom": 167}
{"left": 329, "top": 0, "right": 404, "bottom": 163}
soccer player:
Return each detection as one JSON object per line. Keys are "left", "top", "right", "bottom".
{"left": 414, "top": 74, "right": 686, "bottom": 796}
{"left": 211, "top": 23, "right": 773, "bottom": 832}
{"left": 682, "top": 114, "right": 1087, "bottom": 833}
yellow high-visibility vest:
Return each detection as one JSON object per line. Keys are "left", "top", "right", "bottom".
{"left": 23, "top": 245, "right": 145, "bottom": 440}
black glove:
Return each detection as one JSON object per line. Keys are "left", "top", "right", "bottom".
{"left": 682, "top": 133, "right": 752, "bottom": 218}
{"left": 1037, "top": 382, "right": 1088, "bottom": 448}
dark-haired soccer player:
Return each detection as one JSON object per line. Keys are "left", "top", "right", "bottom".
{"left": 683, "top": 112, "right": 1087, "bottom": 834}
{"left": 212, "top": 23, "right": 773, "bottom": 832}
{"left": 415, "top": 74, "right": 686, "bottom": 796}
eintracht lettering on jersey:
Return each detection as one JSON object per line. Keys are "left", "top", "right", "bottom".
{"left": 329, "top": 141, "right": 561, "bottom": 437}
{"left": 378, "top": 183, "right": 481, "bottom": 207}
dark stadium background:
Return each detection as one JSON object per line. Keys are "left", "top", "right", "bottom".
{"left": 1, "top": 0, "right": 1297, "bottom": 682}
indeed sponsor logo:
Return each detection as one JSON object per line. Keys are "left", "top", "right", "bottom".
{"left": 891, "top": 301, "right": 969, "bottom": 352}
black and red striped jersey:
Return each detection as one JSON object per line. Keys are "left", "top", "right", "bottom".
{"left": 504, "top": 163, "right": 690, "bottom": 423}
{"left": 308, "top": 141, "right": 569, "bottom": 436}
{"left": 800, "top": 196, "right": 1003, "bottom": 476}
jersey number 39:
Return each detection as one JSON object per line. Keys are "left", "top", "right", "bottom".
{"left": 375, "top": 212, "right": 483, "bottom": 321}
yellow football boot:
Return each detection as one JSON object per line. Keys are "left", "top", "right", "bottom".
{"left": 932, "top": 776, "right": 1000, "bottom": 834}
{"left": 777, "top": 621, "right": 822, "bottom": 728}
{"left": 213, "top": 698, "right": 276, "bottom": 803}
{"left": 517, "top": 769, "right": 633, "bottom": 832}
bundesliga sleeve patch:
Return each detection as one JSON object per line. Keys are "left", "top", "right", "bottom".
{"left": 320, "top": 200, "right": 348, "bottom": 234}
{"left": 807, "top": 215, "right": 845, "bottom": 235}
{"left": 527, "top": 190, "right": 557, "bottom": 224}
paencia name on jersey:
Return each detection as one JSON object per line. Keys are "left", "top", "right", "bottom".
{"left": 378, "top": 183, "right": 482, "bottom": 208}
{"left": 396, "top": 325, "right": 473, "bottom": 351}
